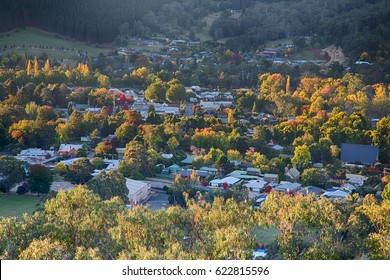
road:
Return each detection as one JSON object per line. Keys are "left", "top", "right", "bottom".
{"left": 144, "top": 192, "right": 169, "bottom": 210}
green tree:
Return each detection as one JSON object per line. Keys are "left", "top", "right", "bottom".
{"left": 292, "top": 145, "right": 312, "bottom": 170}
{"left": 0, "top": 157, "right": 25, "bottom": 193}
{"left": 145, "top": 81, "right": 166, "bottom": 102}
{"left": 301, "top": 168, "right": 329, "bottom": 187}
{"left": 86, "top": 170, "right": 128, "bottom": 202}
{"left": 66, "top": 158, "right": 93, "bottom": 184}
{"left": 28, "top": 164, "right": 53, "bottom": 196}
{"left": 166, "top": 83, "right": 187, "bottom": 104}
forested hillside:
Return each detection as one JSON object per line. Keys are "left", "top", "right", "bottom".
{"left": 2, "top": 0, "right": 390, "bottom": 57}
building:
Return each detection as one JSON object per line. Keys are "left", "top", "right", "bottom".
{"left": 323, "top": 189, "right": 349, "bottom": 200}
{"left": 274, "top": 181, "right": 301, "bottom": 194}
{"left": 244, "top": 180, "right": 268, "bottom": 192}
{"left": 58, "top": 144, "right": 84, "bottom": 157}
{"left": 264, "top": 173, "right": 279, "bottom": 184}
{"left": 340, "top": 143, "right": 379, "bottom": 165}
{"left": 209, "top": 177, "right": 241, "bottom": 188}
{"left": 297, "top": 186, "right": 325, "bottom": 196}
{"left": 286, "top": 167, "right": 300, "bottom": 181}
{"left": 125, "top": 178, "right": 151, "bottom": 206}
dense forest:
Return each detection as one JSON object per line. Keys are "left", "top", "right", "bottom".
{"left": 2, "top": 0, "right": 390, "bottom": 57}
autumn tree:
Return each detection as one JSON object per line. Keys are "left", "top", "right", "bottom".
{"left": 292, "top": 144, "right": 312, "bottom": 170}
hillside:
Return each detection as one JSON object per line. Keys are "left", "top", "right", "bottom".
{"left": 1, "top": 0, "right": 390, "bottom": 58}
{"left": 0, "top": 28, "right": 110, "bottom": 59}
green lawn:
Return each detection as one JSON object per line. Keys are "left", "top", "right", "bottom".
{"left": 0, "top": 192, "right": 40, "bottom": 218}
{"left": 252, "top": 226, "right": 280, "bottom": 246}
{"left": 194, "top": 12, "right": 221, "bottom": 42}
{"left": 0, "top": 27, "right": 111, "bottom": 59}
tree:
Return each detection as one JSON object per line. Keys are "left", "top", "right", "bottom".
{"left": 166, "top": 83, "right": 187, "bottom": 104}
{"left": 301, "top": 168, "right": 329, "bottom": 187}
{"left": 114, "top": 122, "right": 137, "bottom": 147}
{"left": 33, "top": 56, "right": 39, "bottom": 75}
{"left": 44, "top": 59, "right": 50, "bottom": 74}
{"left": 357, "top": 195, "right": 390, "bottom": 259}
{"left": 145, "top": 81, "right": 166, "bottom": 102}
{"left": 95, "top": 141, "right": 117, "bottom": 159}
{"left": 292, "top": 145, "right": 312, "bottom": 170}
{"left": 66, "top": 158, "right": 93, "bottom": 184}
{"left": 215, "top": 154, "right": 233, "bottom": 175}
{"left": 28, "top": 164, "right": 53, "bottom": 196}
{"left": 124, "top": 140, "right": 152, "bottom": 177}
{"left": 0, "top": 157, "right": 25, "bottom": 193}
{"left": 86, "top": 170, "right": 128, "bottom": 202}
{"left": 97, "top": 74, "right": 110, "bottom": 88}
{"left": 26, "top": 60, "right": 32, "bottom": 76}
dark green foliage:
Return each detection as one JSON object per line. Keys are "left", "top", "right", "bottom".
{"left": 0, "top": 156, "right": 25, "bottom": 193}
{"left": 65, "top": 158, "right": 93, "bottom": 184}
{"left": 27, "top": 164, "right": 53, "bottom": 196}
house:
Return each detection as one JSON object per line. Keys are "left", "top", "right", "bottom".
{"left": 264, "top": 173, "right": 279, "bottom": 184}
{"left": 180, "top": 155, "right": 196, "bottom": 165}
{"left": 340, "top": 143, "right": 379, "bottom": 165}
{"left": 297, "top": 186, "right": 325, "bottom": 196}
{"left": 274, "top": 182, "right": 301, "bottom": 194}
{"left": 340, "top": 183, "right": 358, "bottom": 194}
{"left": 125, "top": 178, "right": 151, "bottom": 206}
{"left": 199, "top": 166, "right": 219, "bottom": 176}
{"left": 16, "top": 148, "right": 56, "bottom": 164}
{"left": 161, "top": 164, "right": 183, "bottom": 175}
{"left": 244, "top": 180, "right": 268, "bottom": 192}
{"left": 209, "top": 177, "right": 241, "bottom": 188}
{"left": 58, "top": 144, "right": 84, "bottom": 157}
{"left": 271, "top": 145, "right": 284, "bottom": 151}
{"left": 347, "top": 177, "right": 365, "bottom": 187}
{"left": 323, "top": 189, "right": 349, "bottom": 200}
{"left": 286, "top": 167, "right": 300, "bottom": 181}
{"left": 247, "top": 167, "right": 261, "bottom": 176}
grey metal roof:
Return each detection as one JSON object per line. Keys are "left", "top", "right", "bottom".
{"left": 340, "top": 143, "right": 379, "bottom": 165}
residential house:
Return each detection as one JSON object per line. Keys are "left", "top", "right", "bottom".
{"left": 247, "top": 167, "right": 261, "bottom": 176}
{"left": 209, "top": 177, "right": 241, "bottom": 188}
{"left": 273, "top": 181, "right": 301, "bottom": 194}
{"left": 323, "top": 189, "right": 349, "bottom": 200}
{"left": 286, "top": 167, "right": 300, "bottom": 181}
{"left": 264, "top": 173, "right": 279, "bottom": 184}
{"left": 297, "top": 186, "right": 325, "bottom": 196}
{"left": 244, "top": 180, "right": 268, "bottom": 192}
{"left": 58, "top": 144, "right": 84, "bottom": 158}
{"left": 181, "top": 155, "right": 196, "bottom": 166}
{"left": 126, "top": 178, "right": 151, "bottom": 206}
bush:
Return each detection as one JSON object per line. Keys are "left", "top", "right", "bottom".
{"left": 16, "top": 182, "right": 29, "bottom": 195}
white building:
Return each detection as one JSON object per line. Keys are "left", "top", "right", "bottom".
{"left": 209, "top": 176, "right": 241, "bottom": 188}
{"left": 126, "top": 178, "right": 151, "bottom": 206}
{"left": 244, "top": 180, "right": 268, "bottom": 192}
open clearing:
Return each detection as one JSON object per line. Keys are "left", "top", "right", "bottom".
{"left": 0, "top": 27, "right": 111, "bottom": 59}
{"left": 0, "top": 192, "right": 40, "bottom": 217}
{"left": 252, "top": 226, "right": 279, "bottom": 245}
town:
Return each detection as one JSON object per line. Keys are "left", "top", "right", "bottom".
{"left": 0, "top": 0, "right": 389, "bottom": 262}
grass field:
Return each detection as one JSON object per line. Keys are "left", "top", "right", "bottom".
{"left": 195, "top": 12, "right": 221, "bottom": 42}
{"left": 252, "top": 226, "right": 280, "bottom": 245}
{"left": 0, "top": 27, "right": 111, "bottom": 59}
{"left": 0, "top": 192, "right": 40, "bottom": 218}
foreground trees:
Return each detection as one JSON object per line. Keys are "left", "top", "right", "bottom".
{"left": 0, "top": 185, "right": 388, "bottom": 260}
